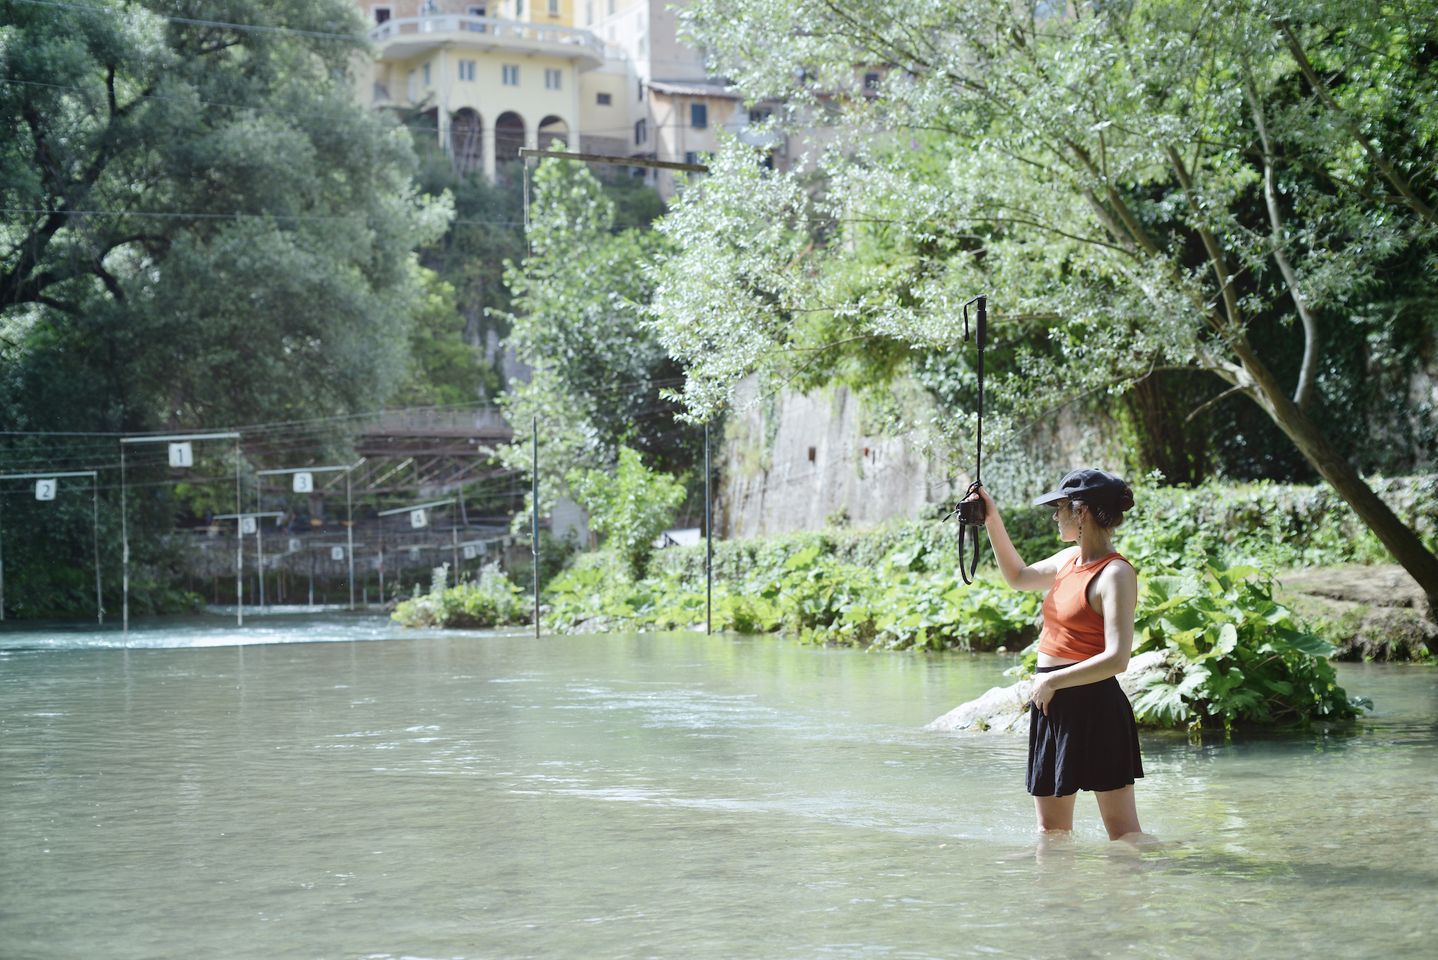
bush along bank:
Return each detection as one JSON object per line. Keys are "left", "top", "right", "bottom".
{"left": 542, "top": 476, "right": 1435, "bottom": 729}
{"left": 392, "top": 564, "right": 530, "bottom": 629}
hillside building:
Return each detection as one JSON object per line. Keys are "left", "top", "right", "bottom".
{"left": 353, "top": 0, "right": 785, "bottom": 194}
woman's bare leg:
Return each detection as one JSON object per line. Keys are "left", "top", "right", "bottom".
{"left": 1034, "top": 793, "right": 1076, "bottom": 833}
{"left": 1094, "top": 785, "right": 1145, "bottom": 841}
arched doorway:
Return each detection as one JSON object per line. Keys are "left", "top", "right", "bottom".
{"left": 537, "top": 115, "right": 569, "bottom": 150}
{"left": 494, "top": 111, "right": 526, "bottom": 171}
{"left": 451, "top": 108, "right": 483, "bottom": 177}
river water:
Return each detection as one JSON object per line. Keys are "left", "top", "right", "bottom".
{"left": 2, "top": 614, "right": 1435, "bottom": 959}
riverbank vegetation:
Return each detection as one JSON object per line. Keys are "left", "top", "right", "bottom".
{"left": 537, "top": 476, "right": 1434, "bottom": 728}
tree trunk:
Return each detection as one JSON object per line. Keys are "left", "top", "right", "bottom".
{"left": 1230, "top": 335, "right": 1438, "bottom": 614}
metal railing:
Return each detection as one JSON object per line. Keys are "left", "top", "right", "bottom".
{"left": 370, "top": 16, "right": 606, "bottom": 60}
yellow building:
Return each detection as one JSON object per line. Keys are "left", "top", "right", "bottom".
{"left": 353, "top": 0, "right": 785, "bottom": 194}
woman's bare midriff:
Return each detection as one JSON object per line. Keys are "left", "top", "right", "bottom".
{"left": 1036, "top": 654, "right": 1083, "bottom": 668}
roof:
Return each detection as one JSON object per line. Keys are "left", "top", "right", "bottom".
{"left": 645, "top": 79, "right": 743, "bottom": 100}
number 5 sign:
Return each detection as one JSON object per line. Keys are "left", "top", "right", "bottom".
{"left": 34, "top": 478, "right": 58, "bottom": 501}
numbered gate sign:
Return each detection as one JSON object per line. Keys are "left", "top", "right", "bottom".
{"left": 409, "top": 508, "right": 428, "bottom": 529}
{"left": 240, "top": 517, "right": 257, "bottom": 535}
{"left": 330, "top": 546, "right": 345, "bottom": 561}
{"left": 168, "top": 442, "right": 194, "bottom": 468}
{"left": 292, "top": 472, "right": 314, "bottom": 493}
{"left": 34, "top": 478, "right": 58, "bottom": 501}
{"left": 462, "top": 545, "right": 477, "bottom": 560}
{"left": 288, "top": 538, "right": 302, "bottom": 553}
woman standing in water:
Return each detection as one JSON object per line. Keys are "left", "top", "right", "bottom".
{"left": 964, "top": 469, "right": 1146, "bottom": 841}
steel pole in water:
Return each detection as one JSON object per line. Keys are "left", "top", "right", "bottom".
{"left": 92, "top": 474, "right": 102, "bottom": 624}
{"left": 120, "top": 444, "right": 128, "bottom": 637}
{"left": 532, "top": 415, "right": 540, "bottom": 639}
{"left": 346, "top": 468, "right": 356, "bottom": 610}
{"left": 705, "top": 420, "right": 712, "bottom": 636}
{"left": 234, "top": 438, "right": 243, "bottom": 627}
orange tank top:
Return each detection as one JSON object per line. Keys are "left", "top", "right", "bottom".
{"left": 1037, "top": 551, "right": 1131, "bottom": 661}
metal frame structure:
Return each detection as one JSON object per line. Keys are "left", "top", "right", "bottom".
{"left": 0, "top": 470, "right": 102, "bottom": 624}
{"left": 120, "top": 431, "right": 241, "bottom": 634}
{"left": 376, "top": 498, "right": 459, "bottom": 599}
{"left": 212, "top": 511, "right": 283, "bottom": 612}
{"left": 256, "top": 463, "right": 360, "bottom": 609}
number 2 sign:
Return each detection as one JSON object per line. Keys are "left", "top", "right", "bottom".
{"left": 34, "top": 478, "right": 57, "bottom": 501}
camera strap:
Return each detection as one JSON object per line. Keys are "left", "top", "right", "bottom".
{"left": 954, "top": 296, "right": 987, "bottom": 586}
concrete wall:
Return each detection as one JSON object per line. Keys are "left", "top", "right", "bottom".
{"left": 716, "top": 376, "right": 962, "bottom": 538}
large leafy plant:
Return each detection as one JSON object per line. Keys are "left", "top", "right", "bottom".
{"left": 1132, "top": 564, "right": 1362, "bottom": 732}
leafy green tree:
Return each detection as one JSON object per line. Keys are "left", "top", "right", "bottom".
{"left": 391, "top": 267, "right": 497, "bottom": 406}
{"left": 567, "top": 446, "right": 687, "bottom": 578}
{"left": 0, "top": 0, "right": 448, "bottom": 616}
{"left": 0, "top": 0, "right": 449, "bottom": 433}
{"left": 653, "top": 0, "right": 1438, "bottom": 607}
{"left": 497, "top": 157, "right": 695, "bottom": 510}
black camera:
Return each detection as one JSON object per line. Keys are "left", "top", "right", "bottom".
{"left": 952, "top": 481, "right": 986, "bottom": 526}
{"left": 953, "top": 497, "right": 986, "bottom": 526}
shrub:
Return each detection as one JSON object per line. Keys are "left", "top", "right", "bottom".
{"left": 392, "top": 564, "right": 529, "bottom": 629}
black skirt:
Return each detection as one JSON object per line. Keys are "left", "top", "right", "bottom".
{"left": 1026, "top": 665, "right": 1144, "bottom": 797}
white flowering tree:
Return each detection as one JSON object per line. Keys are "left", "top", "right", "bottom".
{"left": 646, "top": 0, "right": 1438, "bottom": 606}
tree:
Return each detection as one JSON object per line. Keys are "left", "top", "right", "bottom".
{"left": 650, "top": 0, "right": 1438, "bottom": 607}
{"left": 568, "top": 446, "right": 687, "bottom": 578}
{"left": 497, "top": 157, "right": 694, "bottom": 510}
{"left": 0, "top": 0, "right": 448, "bottom": 616}
{"left": 0, "top": 0, "right": 449, "bottom": 434}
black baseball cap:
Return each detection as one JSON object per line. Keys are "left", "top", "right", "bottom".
{"left": 1033, "top": 468, "right": 1131, "bottom": 507}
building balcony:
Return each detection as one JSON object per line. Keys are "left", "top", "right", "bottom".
{"left": 369, "top": 15, "right": 606, "bottom": 70}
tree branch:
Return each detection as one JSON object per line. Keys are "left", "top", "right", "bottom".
{"left": 1245, "top": 78, "right": 1319, "bottom": 411}
{"left": 1277, "top": 18, "right": 1437, "bottom": 226}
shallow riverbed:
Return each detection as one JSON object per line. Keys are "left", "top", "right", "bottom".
{"left": 2, "top": 614, "right": 1435, "bottom": 959}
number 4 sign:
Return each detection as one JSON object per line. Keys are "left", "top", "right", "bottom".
{"left": 34, "top": 478, "right": 57, "bottom": 501}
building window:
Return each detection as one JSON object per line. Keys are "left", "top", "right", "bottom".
{"left": 607, "top": 0, "right": 615, "bottom": 14}
{"left": 545, "top": 68, "right": 562, "bottom": 90}
{"left": 684, "top": 151, "right": 698, "bottom": 166}
{"left": 749, "top": 107, "right": 772, "bottom": 124}
{"left": 373, "top": 6, "right": 392, "bottom": 24}
{"left": 502, "top": 64, "right": 520, "bottom": 86}
{"left": 864, "top": 71, "right": 881, "bottom": 93}
{"left": 690, "top": 103, "right": 707, "bottom": 129}
{"left": 515, "top": 0, "right": 524, "bottom": 16}
{"left": 465, "top": 5, "right": 486, "bottom": 31}
{"left": 586, "top": 1, "right": 593, "bottom": 24}
{"left": 468, "top": 4, "right": 486, "bottom": 13}
{"left": 637, "top": 80, "right": 644, "bottom": 101}
{"left": 459, "top": 60, "right": 476, "bottom": 81}
{"left": 548, "top": 0, "right": 559, "bottom": 14}
{"left": 407, "top": 69, "right": 417, "bottom": 101}
{"left": 596, "top": 92, "right": 612, "bottom": 106}
{"left": 635, "top": 119, "right": 647, "bottom": 145}
{"left": 422, "top": 62, "right": 431, "bottom": 86}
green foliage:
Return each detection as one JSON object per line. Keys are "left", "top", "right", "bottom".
{"left": 1131, "top": 564, "right": 1361, "bottom": 731}
{"left": 497, "top": 157, "right": 696, "bottom": 518}
{"left": 391, "top": 268, "right": 497, "bottom": 406}
{"left": 567, "top": 447, "right": 687, "bottom": 578}
{"left": 0, "top": 0, "right": 449, "bottom": 616}
{"left": 392, "top": 564, "right": 528, "bottom": 629}
{"left": 654, "top": 0, "right": 1438, "bottom": 586}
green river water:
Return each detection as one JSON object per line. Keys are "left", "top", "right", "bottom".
{"left": 1, "top": 613, "right": 1435, "bottom": 959}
